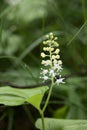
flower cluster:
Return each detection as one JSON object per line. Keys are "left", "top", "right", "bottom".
{"left": 40, "top": 32, "right": 64, "bottom": 84}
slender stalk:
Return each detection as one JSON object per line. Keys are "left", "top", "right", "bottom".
{"left": 40, "top": 110, "right": 45, "bottom": 130}
{"left": 42, "top": 77, "right": 54, "bottom": 112}
{"left": 40, "top": 77, "right": 54, "bottom": 130}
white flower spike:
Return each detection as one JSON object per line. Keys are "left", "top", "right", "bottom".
{"left": 40, "top": 32, "right": 64, "bottom": 84}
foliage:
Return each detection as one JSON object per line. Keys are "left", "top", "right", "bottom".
{"left": 0, "top": 86, "right": 48, "bottom": 110}
{"left": 0, "top": 0, "right": 87, "bottom": 130}
{"left": 36, "top": 118, "right": 87, "bottom": 130}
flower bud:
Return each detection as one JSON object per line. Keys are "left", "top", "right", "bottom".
{"left": 41, "top": 52, "right": 46, "bottom": 58}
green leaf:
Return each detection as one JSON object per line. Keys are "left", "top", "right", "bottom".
{"left": 64, "top": 124, "right": 87, "bottom": 130}
{"left": 26, "top": 94, "right": 44, "bottom": 110}
{"left": 53, "top": 106, "right": 68, "bottom": 118}
{"left": 0, "top": 86, "right": 48, "bottom": 110}
{"left": 0, "top": 95, "right": 24, "bottom": 106}
{"left": 35, "top": 118, "right": 87, "bottom": 130}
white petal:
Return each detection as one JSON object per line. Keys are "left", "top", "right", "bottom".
{"left": 56, "top": 78, "right": 64, "bottom": 84}
{"left": 43, "top": 76, "right": 48, "bottom": 80}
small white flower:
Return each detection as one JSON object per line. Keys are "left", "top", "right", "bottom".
{"left": 53, "top": 59, "right": 58, "bottom": 64}
{"left": 49, "top": 69, "right": 54, "bottom": 76}
{"left": 42, "top": 69, "right": 48, "bottom": 75}
{"left": 45, "top": 60, "right": 51, "bottom": 66}
{"left": 50, "top": 48, "right": 54, "bottom": 51}
{"left": 49, "top": 70, "right": 54, "bottom": 74}
{"left": 41, "top": 60, "right": 46, "bottom": 65}
{"left": 56, "top": 55, "right": 60, "bottom": 59}
{"left": 43, "top": 41, "right": 46, "bottom": 44}
{"left": 58, "top": 60, "right": 62, "bottom": 65}
{"left": 53, "top": 64, "right": 62, "bottom": 71}
{"left": 56, "top": 78, "right": 64, "bottom": 84}
{"left": 54, "top": 42, "right": 59, "bottom": 47}
{"left": 46, "top": 35, "right": 49, "bottom": 39}
{"left": 49, "top": 32, "right": 54, "bottom": 39}
{"left": 43, "top": 47, "right": 47, "bottom": 51}
{"left": 52, "top": 55, "right": 56, "bottom": 59}
{"left": 43, "top": 76, "right": 48, "bottom": 80}
{"left": 54, "top": 37, "right": 58, "bottom": 40}
{"left": 54, "top": 49, "right": 60, "bottom": 54}
{"left": 41, "top": 52, "right": 46, "bottom": 58}
{"left": 49, "top": 70, "right": 55, "bottom": 77}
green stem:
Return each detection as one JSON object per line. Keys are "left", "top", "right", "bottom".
{"left": 40, "top": 77, "right": 54, "bottom": 130}
{"left": 40, "top": 110, "right": 45, "bottom": 130}
{"left": 42, "top": 77, "right": 54, "bottom": 112}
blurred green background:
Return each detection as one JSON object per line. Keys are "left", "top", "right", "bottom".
{"left": 0, "top": 0, "right": 87, "bottom": 130}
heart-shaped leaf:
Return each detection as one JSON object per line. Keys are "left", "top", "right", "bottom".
{"left": 35, "top": 118, "right": 87, "bottom": 130}
{"left": 0, "top": 86, "right": 48, "bottom": 110}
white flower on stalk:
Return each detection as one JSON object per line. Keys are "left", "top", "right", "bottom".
{"left": 41, "top": 60, "right": 51, "bottom": 66}
{"left": 54, "top": 49, "right": 60, "bottom": 54}
{"left": 49, "top": 69, "right": 55, "bottom": 77}
{"left": 42, "top": 69, "right": 48, "bottom": 75}
{"left": 43, "top": 76, "right": 49, "bottom": 80}
{"left": 49, "top": 70, "right": 54, "bottom": 75}
{"left": 44, "top": 60, "right": 51, "bottom": 66}
{"left": 56, "top": 78, "right": 64, "bottom": 84}
{"left": 41, "top": 60, "right": 46, "bottom": 65}
{"left": 41, "top": 52, "right": 46, "bottom": 58}
{"left": 53, "top": 59, "right": 58, "bottom": 64}
{"left": 53, "top": 63, "right": 62, "bottom": 71}
{"left": 58, "top": 60, "right": 62, "bottom": 65}
{"left": 40, "top": 32, "right": 64, "bottom": 84}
